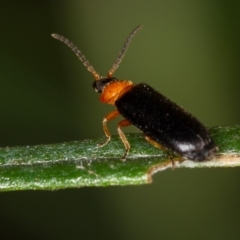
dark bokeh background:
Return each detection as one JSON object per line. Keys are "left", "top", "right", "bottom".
{"left": 1, "top": 1, "right": 240, "bottom": 239}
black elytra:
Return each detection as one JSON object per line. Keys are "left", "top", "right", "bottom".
{"left": 115, "top": 83, "right": 217, "bottom": 161}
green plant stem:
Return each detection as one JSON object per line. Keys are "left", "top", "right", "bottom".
{"left": 0, "top": 126, "right": 239, "bottom": 191}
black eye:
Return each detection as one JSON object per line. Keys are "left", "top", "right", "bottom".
{"left": 92, "top": 81, "right": 102, "bottom": 93}
{"left": 92, "top": 78, "right": 118, "bottom": 93}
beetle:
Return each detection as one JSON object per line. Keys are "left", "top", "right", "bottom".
{"left": 51, "top": 25, "right": 217, "bottom": 162}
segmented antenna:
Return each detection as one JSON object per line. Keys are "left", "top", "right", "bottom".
{"left": 108, "top": 25, "right": 142, "bottom": 78}
{"left": 51, "top": 33, "right": 100, "bottom": 80}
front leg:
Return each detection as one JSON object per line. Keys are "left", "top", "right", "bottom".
{"left": 99, "top": 110, "right": 120, "bottom": 147}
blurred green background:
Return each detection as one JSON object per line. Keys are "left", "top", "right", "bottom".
{"left": 1, "top": 1, "right": 240, "bottom": 239}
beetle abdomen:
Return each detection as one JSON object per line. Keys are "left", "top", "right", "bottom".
{"left": 115, "top": 83, "right": 217, "bottom": 161}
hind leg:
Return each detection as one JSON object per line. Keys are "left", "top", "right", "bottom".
{"left": 144, "top": 135, "right": 176, "bottom": 169}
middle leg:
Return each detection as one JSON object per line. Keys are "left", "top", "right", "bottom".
{"left": 117, "top": 119, "right": 132, "bottom": 161}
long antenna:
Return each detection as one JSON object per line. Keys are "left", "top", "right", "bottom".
{"left": 51, "top": 33, "right": 100, "bottom": 80}
{"left": 108, "top": 25, "right": 142, "bottom": 78}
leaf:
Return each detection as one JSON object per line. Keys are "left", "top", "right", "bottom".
{"left": 0, "top": 126, "right": 240, "bottom": 191}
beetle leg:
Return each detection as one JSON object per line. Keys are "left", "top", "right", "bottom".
{"left": 117, "top": 119, "right": 132, "bottom": 161}
{"left": 99, "top": 110, "right": 120, "bottom": 147}
{"left": 145, "top": 136, "right": 176, "bottom": 169}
